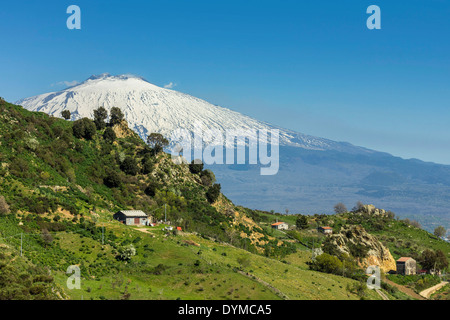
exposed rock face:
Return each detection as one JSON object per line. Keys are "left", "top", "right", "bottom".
{"left": 325, "top": 225, "right": 396, "bottom": 273}
{"left": 356, "top": 204, "right": 386, "bottom": 216}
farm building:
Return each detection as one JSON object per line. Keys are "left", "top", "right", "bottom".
{"left": 396, "top": 257, "right": 416, "bottom": 275}
{"left": 113, "top": 210, "right": 151, "bottom": 226}
{"left": 271, "top": 222, "right": 288, "bottom": 230}
{"left": 318, "top": 226, "right": 333, "bottom": 234}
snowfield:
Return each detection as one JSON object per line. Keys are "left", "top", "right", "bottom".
{"left": 16, "top": 73, "right": 369, "bottom": 154}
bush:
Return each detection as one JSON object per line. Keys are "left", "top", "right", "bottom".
{"left": 103, "top": 127, "right": 116, "bottom": 143}
{"left": 116, "top": 244, "right": 136, "bottom": 261}
{"left": 104, "top": 173, "right": 121, "bottom": 188}
{"left": 206, "top": 184, "right": 221, "bottom": 203}
{"left": 144, "top": 181, "right": 159, "bottom": 197}
{"left": 61, "top": 110, "right": 71, "bottom": 120}
{"left": 296, "top": 215, "right": 308, "bottom": 230}
{"left": 348, "top": 242, "right": 369, "bottom": 258}
{"left": 189, "top": 160, "right": 204, "bottom": 174}
{"left": 200, "top": 169, "right": 216, "bottom": 186}
{"left": 309, "top": 253, "right": 343, "bottom": 274}
{"left": 120, "top": 156, "right": 138, "bottom": 176}
{"left": 72, "top": 118, "right": 96, "bottom": 140}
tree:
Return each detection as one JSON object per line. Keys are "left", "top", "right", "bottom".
{"left": 120, "top": 156, "right": 138, "bottom": 176}
{"left": 93, "top": 106, "right": 108, "bottom": 130}
{"left": 103, "top": 127, "right": 116, "bottom": 143}
{"left": 109, "top": 107, "right": 124, "bottom": 125}
{"left": 296, "top": 215, "right": 309, "bottom": 230}
{"left": 418, "top": 249, "right": 448, "bottom": 272}
{"left": 334, "top": 202, "right": 348, "bottom": 214}
{"left": 206, "top": 183, "right": 221, "bottom": 203}
{"left": 146, "top": 133, "right": 169, "bottom": 154}
{"left": 434, "top": 225, "right": 447, "bottom": 238}
{"left": 386, "top": 211, "right": 395, "bottom": 220}
{"left": 410, "top": 220, "right": 422, "bottom": 229}
{"left": 189, "top": 160, "right": 204, "bottom": 174}
{"left": 308, "top": 253, "right": 343, "bottom": 274}
{"left": 61, "top": 110, "right": 71, "bottom": 120}
{"left": 200, "top": 169, "right": 216, "bottom": 186}
{"left": 418, "top": 249, "right": 437, "bottom": 271}
{"left": 0, "top": 195, "right": 10, "bottom": 215}
{"left": 41, "top": 229, "right": 53, "bottom": 247}
{"left": 142, "top": 157, "right": 154, "bottom": 174}
{"left": 435, "top": 250, "right": 449, "bottom": 271}
{"left": 352, "top": 201, "right": 364, "bottom": 212}
{"left": 72, "top": 118, "right": 96, "bottom": 140}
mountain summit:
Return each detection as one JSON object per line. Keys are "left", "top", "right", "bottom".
{"left": 16, "top": 73, "right": 368, "bottom": 154}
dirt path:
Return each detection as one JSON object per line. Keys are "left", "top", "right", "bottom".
{"left": 384, "top": 278, "right": 425, "bottom": 300}
{"left": 376, "top": 289, "right": 389, "bottom": 300}
{"left": 419, "top": 281, "right": 448, "bottom": 299}
{"left": 133, "top": 227, "right": 156, "bottom": 236}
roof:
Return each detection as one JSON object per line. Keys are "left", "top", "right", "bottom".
{"left": 118, "top": 210, "right": 147, "bottom": 217}
{"left": 397, "top": 257, "right": 414, "bottom": 262}
{"left": 320, "top": 226, "right": 333, "bottom": 230}
{"left": 271, "top": 222, "right": 287, "bottom": 226}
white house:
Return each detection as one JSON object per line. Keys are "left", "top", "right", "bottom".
{"left": 271, "top": 222, "right": 288, "bottom": 230}
{"left": 318, "top": 226, "right": 333, "bottom": 234}
{"left": 113, "top": 210, "right": 151, "bottom": 226}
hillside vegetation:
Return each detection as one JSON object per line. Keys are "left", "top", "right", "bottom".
{"left": 0, "top": 99, "right": 448, "bottom": 300}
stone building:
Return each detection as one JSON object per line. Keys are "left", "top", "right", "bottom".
{"left": 396, "top": 257, "right": 416, "bottom": 275}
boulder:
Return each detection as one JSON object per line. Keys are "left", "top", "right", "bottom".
{"left": 356, "top": 204, "right": 386, "bottom": 216}
{"left": 325, "top": 225, "right": 396, "bottom": 273}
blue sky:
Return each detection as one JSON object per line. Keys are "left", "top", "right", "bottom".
{"left": 1, "top": 0, "right": 450, "bottom": 164}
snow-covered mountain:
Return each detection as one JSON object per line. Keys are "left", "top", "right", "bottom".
{"left": 16, "top": 73, "right": 368, "bottom": 154}
{"left": 15, "top": 73, "right": 450, "bottom": 231}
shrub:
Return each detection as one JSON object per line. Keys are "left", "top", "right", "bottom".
{"left": 200, "top": 169, "right": 216, "bottom": 186}
{"left": 72, "top": 118, "right": 96, "bottom": 140}
{"left": 103, "top": 127, "right": 116, "bottom": 143}
{"left": 104, "top": 173, "right": 121, "bottom": 188}
{"left": 296, "top": 215, "right": 308, "bottom": 230}
{"left": 189, "top": 160, "right": 204, "bottom": 174}
{"left": 116, "top": 244, "right": 136, "bottom": 261}
{"left": 120, "top": 156, "right": 138, "bottom": 176}
{"left": 309, "top": 253, "right": 342, "bottom": 274}
{"left": 144, "top": 181, "right": 159, "bottom": 197}
{"left": 206, "top": 184, "right": 221, "bottom": 203}
{"left": 61, "top": 110, "right": 71, "bottom": 120}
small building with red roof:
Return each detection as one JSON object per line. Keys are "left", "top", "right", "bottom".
{"left": 271, "top": 221, "right": 288, "bottom": 230}
{"left": 318, "top": 226, "right": 333, "bottom": 234}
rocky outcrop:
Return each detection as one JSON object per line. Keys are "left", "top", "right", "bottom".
{"left": 355, "top": 204, "right": 386, "bottom": 216}
{"left": 325, "top": 225, "right": 396, "bottom": 273}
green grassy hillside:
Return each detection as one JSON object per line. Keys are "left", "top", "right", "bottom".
{"left": 0, "top": 99, "right": 447, "bottom": 300}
